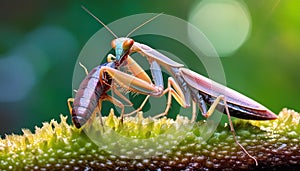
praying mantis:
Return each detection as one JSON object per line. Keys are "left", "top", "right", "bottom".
{"left": 68, "top": 6, "right": 278, "bottom": 166}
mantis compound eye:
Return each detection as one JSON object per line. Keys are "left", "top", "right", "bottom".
{"left": 111, "top": 39, "right": 116, "bottom": 49}
{"left": 122, "top": 39, "right": 134, "bottom": 50}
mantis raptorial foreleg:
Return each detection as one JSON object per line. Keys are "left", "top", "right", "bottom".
{"left": 99, "top": 66, "right": 188, "bottom": 118}
{"left": 105, "top": 54, "right": 188, "bottom": 118}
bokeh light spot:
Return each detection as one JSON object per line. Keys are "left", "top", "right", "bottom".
{"left": 0, "top": 56, "right": 36, "bottom": 102}
{"left": 188, "top": 0, "right": 251, "bottom": 56}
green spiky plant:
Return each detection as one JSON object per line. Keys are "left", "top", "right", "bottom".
{"left": 0, "top": 108, "right": 299, "bottom": 170}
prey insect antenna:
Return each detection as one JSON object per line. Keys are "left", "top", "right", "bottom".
{"left": 79, "top": 62, "right": 89, "bottom": 76}
{"left": 126, "top": 13, "right": 163, "bottom": 38}
{"left": 81, "top": 5, "right": 118, "bottom": 39}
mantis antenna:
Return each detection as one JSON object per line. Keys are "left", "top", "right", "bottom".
{"left": 81, "top": 5, "right": 118, "bottom": 39}
{"left": 126, "top": 12, "right": 163, "bottom": 37}
{"left": 81, "top": 5, "right": 163, "bottom": 39}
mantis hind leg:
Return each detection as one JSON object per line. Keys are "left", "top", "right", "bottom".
{"left": 203, "top": 95, "right": 258, "bottom": 166}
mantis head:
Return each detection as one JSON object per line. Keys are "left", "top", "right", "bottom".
{"left": 111, "top": 38, "right": 134, "bottom": 66}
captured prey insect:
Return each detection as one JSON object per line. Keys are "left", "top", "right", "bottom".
{"left": 67, "top": 53, "right": 151, "bottom": 129}
{"left": 81, "top": 6, "right": 278, "bottom": 165}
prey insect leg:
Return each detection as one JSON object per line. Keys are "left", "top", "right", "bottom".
{"left": 67, "top": 98, "right": 74, "bottom": 115}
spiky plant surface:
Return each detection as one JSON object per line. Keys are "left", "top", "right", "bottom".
{"left": 0, "top": 108, "right": 299, "bottom": 170}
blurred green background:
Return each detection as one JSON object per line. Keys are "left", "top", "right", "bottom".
{"left": 0, "top": 0, "right": 299, "bottom": 136}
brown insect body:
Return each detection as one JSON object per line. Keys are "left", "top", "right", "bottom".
{"left": 71, "top": 62, "right": 114, "bottom": 128}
